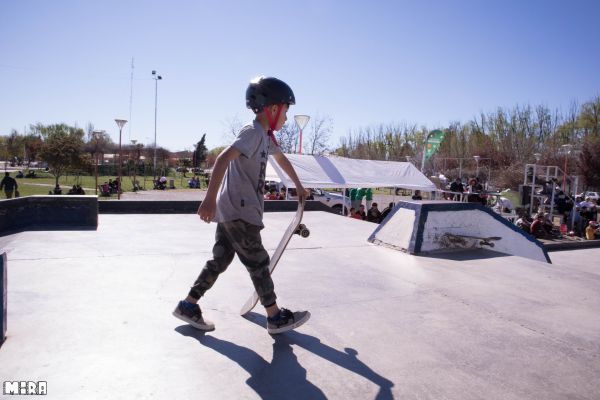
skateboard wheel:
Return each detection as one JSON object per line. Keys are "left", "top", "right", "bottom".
{"left": 298, "top": 224, "right": 306, "bottom": 230}
{"left": 300, "top": 229, "right": 310, "bottom": 238}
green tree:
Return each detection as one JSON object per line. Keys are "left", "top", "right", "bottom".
{"left": 6, "top": 130, "right": 24, "bottom": 165}
{"left": 38, "top": 124, "right": 86, "bottom": 186}
{"left": 194, "top": 134, "right": 208, "bottom": 168}
{"left": 23, "top": 133, "right": 43, "bottom": 167}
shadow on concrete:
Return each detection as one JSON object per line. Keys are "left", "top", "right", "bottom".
{"left": 422, "top": 248, "right": 508, "bottom": 262}
{"left": 175, "top": 314, "right": 395, "bottom": 399}
{"left": 176, "top": 324, "right": 327, "bottom": 399}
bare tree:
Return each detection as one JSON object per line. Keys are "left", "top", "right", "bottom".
{"left": 304, "top": 115, "right": 333, "bottom": 155}
{"left": 222, "top": 114, "right": 244, "bottom": 141}
{"left": 275, "top": 122, "right": 299, "bottom": 153}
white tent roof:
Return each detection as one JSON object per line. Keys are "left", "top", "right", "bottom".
{"left": 267, "top": 154, "right": 436, "bottom": 190}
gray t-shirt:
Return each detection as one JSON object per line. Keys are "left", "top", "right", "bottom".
{"left": 214, "top": 120, "right": 281, "bottom": 227}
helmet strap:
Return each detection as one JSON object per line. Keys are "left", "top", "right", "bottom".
{"left": 262, "top": 105, "right": 283, "bottom": 146}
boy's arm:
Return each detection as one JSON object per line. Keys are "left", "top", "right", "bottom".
{"left": 197, "top": 145, "right": 241, "bottom": 223}
{"left": 272, "top": 152, "right": 309, "bottom": 198}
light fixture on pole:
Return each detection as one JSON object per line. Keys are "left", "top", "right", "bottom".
{"left": 152, "top": 70, "right": 162, "bottom": 181}
{"left": 115, "top": 119, "right": 128, "bottom": 200}
{"left": 294, "top": 115, "right": 310, "bottom": 154}
{"left": 473, "top": 155, "right": 480, "bottom": 178}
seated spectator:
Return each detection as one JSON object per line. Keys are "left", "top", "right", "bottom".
{"left": 585, "top": 221, "right": 597, "bottom": 240}
{"left": 53, "top": 184, "right": 62, "bottom": 195}
{"left": 351, "top": 208, "right": 362, "bottom": 220}
{"left": 278, "top": 187, "right": 287, "bottom": 200}
{"left": 495, "top": 196, "right": 514, "bottom": 213}
{"left": 529, "top": 213, "right": 549, "bottom": 239}
{"left": 100, "top": 183, "right": 111, "bottom": 197}
{"left": 154, "top": 179, "right": 166, "bottom": 190}
{"left": 367, "top": 202, "right": 382, "bottom": 223}
{"left": 411, "top": 190, "right": 423, "bottom": 201}
{"left": 68, "top": 185, "right": 78, "bottom": 195}
{"left": 265, "top": 189, "right": 278, "bottom": 200}
{"left": 76, "top": 184, "right": 85, "bottom": 195}
{"left": 26, "top": 170, "right": 36, "bottom": 178}
{"left": 358, "top": 204, "right": 367, "bottom": 220}
{"left": 516, "top": 215, "right": 532, "bottom": 233}
{"left": 15, "top": 170, "right": 24, "bottom": 178}
{"left": 380, "top": 202, "right": 394, "bottom": 221}
{"left": 188, "top": 177, "right": 197, "bottom": 189}
{"left": 348, "top": 207, "right": 356, "bottom": 218}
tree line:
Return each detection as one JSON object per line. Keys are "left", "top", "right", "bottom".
{"left": 0, "top": 123, "right": 209, "bottom": 186}
{"left": 2, "top": 96, "right": 599, "bottom": 190}
{"left": 334, "top": 96, "right": 600, "bottom": 190}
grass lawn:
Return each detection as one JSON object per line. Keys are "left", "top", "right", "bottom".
{"left": 12, "top": 170, "right": 206, "bottom": 197}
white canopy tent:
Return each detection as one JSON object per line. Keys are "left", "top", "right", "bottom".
{"left": 266, "top": 154, "right": 436, "bottom": 191}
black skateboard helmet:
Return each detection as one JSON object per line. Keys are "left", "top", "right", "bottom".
{"left": 246, "top": 76, "right": 295, "bottom": 113}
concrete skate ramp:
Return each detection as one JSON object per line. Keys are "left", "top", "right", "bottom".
{"left": 369, "top": 200, "right": 551, "bottom": 263}
{"left": 0, "top": 212, "right": 599, "bottom": 399}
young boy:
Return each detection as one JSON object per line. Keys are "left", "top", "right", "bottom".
{"left": 173, "top": 76, "right": 310, "bottom": 334}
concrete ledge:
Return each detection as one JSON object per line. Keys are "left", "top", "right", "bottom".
{"left": 544, "top": 238, "right": 600, "bottom": 252}
{"left": 0, "top": 195, "right": 98, "bottom": 236}
{"left": 98, "top": 200, "right": 334, "bottom": 214}
{"left": 369, "top": 200, "right": 551, "bottom": 263}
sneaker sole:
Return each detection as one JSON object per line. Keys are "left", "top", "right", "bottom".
{"left": 172, "top": 309, "right": 215, "bottom": 332}
{"left": 267, "top": 311, "right": 311, "bottom": 334}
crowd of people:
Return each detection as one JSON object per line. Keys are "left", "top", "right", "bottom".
{"left": 348, "top": 202, "right": 394, "bottom": 224}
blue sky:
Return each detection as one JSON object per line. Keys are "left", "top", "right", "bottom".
{"left": 1, "top": 0, "right": 599, "bottom": 151}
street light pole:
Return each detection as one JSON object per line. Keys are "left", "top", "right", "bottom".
{"left": 152, "top": 70, "right": 162, "bottom": 181}
{"left": 561, "top": 144, "right": 573, "bottom": 192}
{"left": 115, "top": 119, "right": 128, "bottom": 200}
{"left": 92, "top": 130, "right": 103, "bottom": 195}
{"left": 473, "top": 155, "right": 480, "bottom": 178}
{"left": 294, "top": 115, "right": 310, "bottom": 155}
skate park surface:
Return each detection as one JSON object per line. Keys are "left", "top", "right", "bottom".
{"left": 1, "top": 211, "right": 599, "bottom": 399}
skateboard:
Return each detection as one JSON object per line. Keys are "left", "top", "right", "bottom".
{"left": 239, "top": 196, "right": 309, "bottom": 315}
{"left": 440, "top": 233, "right": 501, "bottom": 248}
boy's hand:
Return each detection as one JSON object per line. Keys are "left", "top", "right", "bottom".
{"left": 198, "top": 198, "right": 216, "bottom": 223}
{"left": 297, "top": 185, "right": 310, "bottom": 200}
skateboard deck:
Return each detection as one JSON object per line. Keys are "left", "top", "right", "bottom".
{"left": 239, "top": 196, "right": 308, "bottom": 315}
{"left": 441, "top": 233, "right": 501, "bottom": 248}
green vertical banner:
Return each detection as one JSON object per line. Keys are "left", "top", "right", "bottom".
{"left": 425, "top": 130, "right": 445, "bottom": 160}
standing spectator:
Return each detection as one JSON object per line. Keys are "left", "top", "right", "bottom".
{"left": 0, "top": 172, "right": 18, "bottom": 198}
{"left": 350, "top": 188, "right": 360, "bottom": 211}
{"left": 449, "top": 177, "right": 464, "bottom": 201}
{"left": 367, "top": 202, "right": 382, "bottom": 223}
{"left": 365, "top": 188, "right": 374, "bottom": 210}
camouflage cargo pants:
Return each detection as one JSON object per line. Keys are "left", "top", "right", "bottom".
{"left": 189, "top": 219, "right": 276, "bottom": 307}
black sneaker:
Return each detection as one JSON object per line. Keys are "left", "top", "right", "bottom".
{"left": 267, "top": 308, "right": 310, "bottom": 334}
{"left": 172, "top": 300, "right": 215, "bottom": 331}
